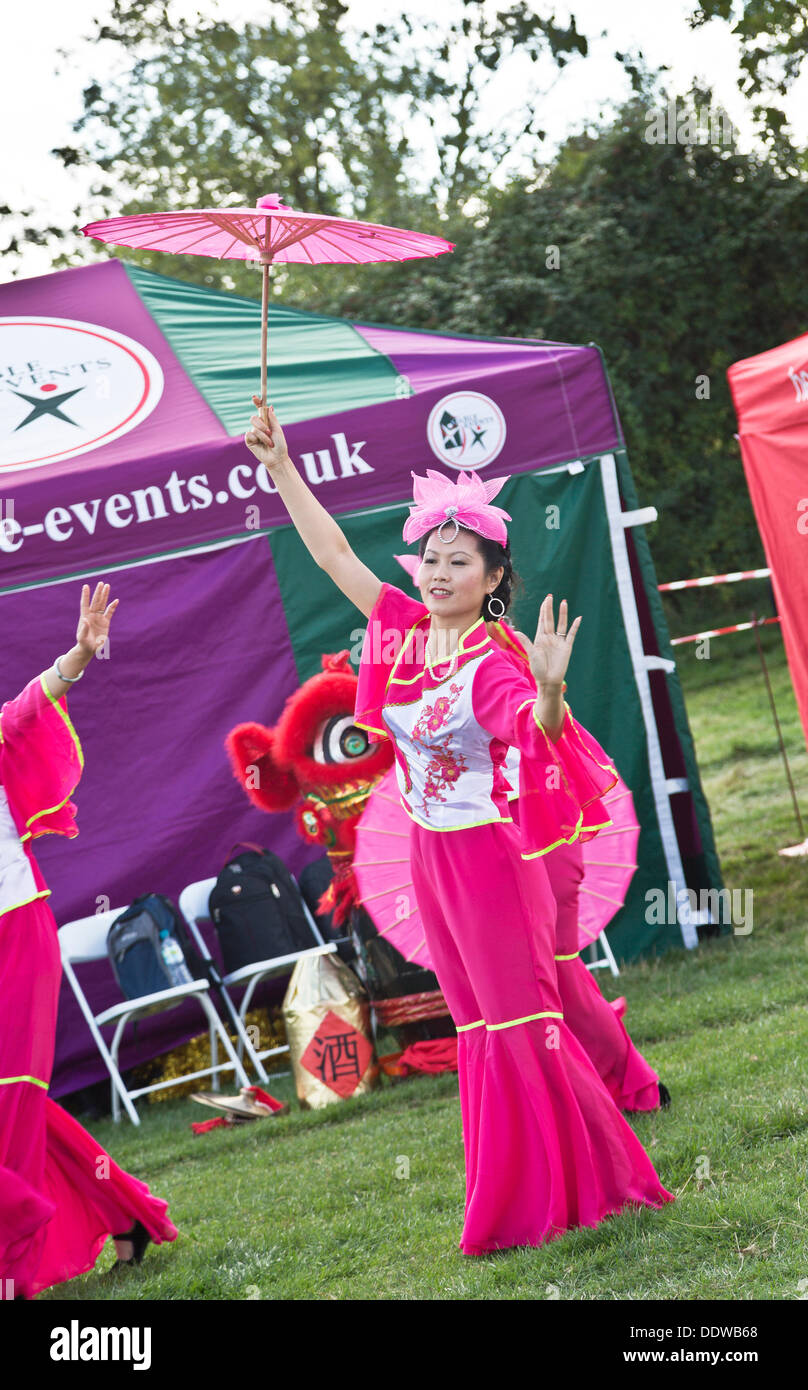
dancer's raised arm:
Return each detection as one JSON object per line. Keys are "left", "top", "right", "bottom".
{"left": 245, "top": 397, "right": 382, "bottom": 619}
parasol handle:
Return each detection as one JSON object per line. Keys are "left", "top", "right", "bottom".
{"left": 260, "top": 258, "right": 271, "bottom": 425}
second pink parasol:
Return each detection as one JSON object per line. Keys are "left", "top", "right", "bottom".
{"left": 353, "top": 764, "right": 640, "bottom": 968}
{"left": 82, "top": 193, "right": 454, "bottom": 419}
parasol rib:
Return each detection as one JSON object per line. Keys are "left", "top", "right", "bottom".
{"left": 579, "top": 887, "right": 627, "bottom": 907}
{"left": 204, "top": 213, "right": 263, "bottom": 253}
{"left": 353, "top": 826, "right": 410, "bottom": 839}
{"left": 266, "top": 217, "right": 333, "bottom": 256}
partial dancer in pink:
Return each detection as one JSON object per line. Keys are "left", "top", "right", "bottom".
{"left": 492, "top": 637, "right": 669, "bottom": 1114}
{"left": 0, "top": 583, "right": 177, "bottom": 1299}
{"left": 245, "top": 400, "right": 673, "bottom": 1256}
{"left": 544, "top": 839, "right": 668, "bottom": 1113}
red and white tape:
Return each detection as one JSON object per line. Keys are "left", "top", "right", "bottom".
{"left": 670, "top": 616, "right": 780, "bottom": 646}
{"left": 658, "top": 567, "right": 771, "bottom": 592}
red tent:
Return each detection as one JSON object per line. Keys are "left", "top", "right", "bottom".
{"left": 728, "top": 334, "right": 808, "bottom": 756}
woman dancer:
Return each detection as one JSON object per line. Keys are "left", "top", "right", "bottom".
{"left": 246, "top": 401, "right": 673, "bottom": 1255}
{"left": 0, "top": 583, "right": 177, "bottom": 1298}
{"left": 397, "top": 552, "right": 667, "bottom": 1111}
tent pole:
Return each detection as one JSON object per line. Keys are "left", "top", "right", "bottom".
{"left": 751, "top": 609, "right": 805, "bottom": 840}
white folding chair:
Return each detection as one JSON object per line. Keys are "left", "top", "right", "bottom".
{"left": 178, "top": 877, "right": 337, "bottom": 1084}
{"left": 585, "top": 930, "right": 620, "bottom": 978}
{"left": 59, "top": 908, "right": 251, "bottom": 1125}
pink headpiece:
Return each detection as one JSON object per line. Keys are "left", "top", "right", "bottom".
{"left": 402, "top": 469, "right": 511, "bottom": 547}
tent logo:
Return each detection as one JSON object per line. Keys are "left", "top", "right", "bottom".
{"left": 0, "top": 317, "right": 164, "bottom": 472}
{"left": 426, "top": 391, "right": 506, "bottom": 470}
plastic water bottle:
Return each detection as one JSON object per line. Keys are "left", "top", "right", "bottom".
{"left": 159, "top": 930, "right": 193, "bottom": 987}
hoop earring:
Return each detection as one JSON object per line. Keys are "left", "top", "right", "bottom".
{"left": 487, "top": 595, "right": 505, "bottom": 620}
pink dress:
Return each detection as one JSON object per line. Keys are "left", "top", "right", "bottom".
{"left": 544, "top": 839, "right": 661, "bottom": 1112}
{"left": 356, "top": 584, "right": 673, "bottom": 1255}
{"left": 0, "top": 675, "right": 177, "bottom": 1299}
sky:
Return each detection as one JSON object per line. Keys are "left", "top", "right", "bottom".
{"left": 2, "top": 0, "right": 807, "bottom": 281}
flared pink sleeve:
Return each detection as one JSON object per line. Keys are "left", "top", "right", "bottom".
{"left": 354, "top": 582, "right": 428, "bottom": 742}
{"left": 472, "top": 652, "right": 619, "bottom": 858}
{"left": 0, "top": 674, "right": 84, "bottom": 841}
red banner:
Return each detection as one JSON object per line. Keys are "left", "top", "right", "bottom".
{"left": 728, "top": 332, "right": 808, "bottom": 755}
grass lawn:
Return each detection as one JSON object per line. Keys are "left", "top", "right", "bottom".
{"left": 43, "top": 624, "right": 808, "bottom": 1301}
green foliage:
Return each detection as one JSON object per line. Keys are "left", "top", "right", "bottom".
{"left": 689, "top": 1, "right": 807, "bottom": 142}
{"left": 297, "top": 91, "right": 808, "bottom": 587}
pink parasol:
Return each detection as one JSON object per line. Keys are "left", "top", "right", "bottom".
{"left": 82, "top": 193, "right": 454, "bottom": 420}
{"left": 353, "top": 765, "right": 640, "bottom": 968}
{"left": 352, "top": 767, "right": 432, "bottom": 969}
{"left": 575, "top": 774, "right": 640, "bottom": 949}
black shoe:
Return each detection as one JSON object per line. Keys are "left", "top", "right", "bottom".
{"left": 109, "top": 1219, "right": 151, "bottom": 1271}
{"left": 658, "top": 1082, "right": 672, "bottom": 1110}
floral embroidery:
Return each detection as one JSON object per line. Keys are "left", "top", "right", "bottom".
{"left": 411, "top": 684, "right": 462, "bottom": 744}
{"left": 409, "top": 683, "right": 467, "bottom": 818}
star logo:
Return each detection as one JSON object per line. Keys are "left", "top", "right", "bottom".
{"left": 427, "top": 391, "right": 506, "bottom": 471}
{"left": 11, "top": 386, "right": 85, "bottom": 431}
{"left": 0, "top": 317, "right": 165, "bottom": 472}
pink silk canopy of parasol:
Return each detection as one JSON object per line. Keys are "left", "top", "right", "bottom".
{"left": 82, "top": 193, "right": 455, "bottom": 415}
{"left": 353, "top": 764, "right": 640, "bottom": 969}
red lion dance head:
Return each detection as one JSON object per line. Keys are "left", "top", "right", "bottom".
{"left": 225, "top": 651, "right": 393, "bottom": 927}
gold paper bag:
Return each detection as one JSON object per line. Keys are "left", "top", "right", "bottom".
{"left": 283, "top": 953, "right": 377, "bottom": 1109}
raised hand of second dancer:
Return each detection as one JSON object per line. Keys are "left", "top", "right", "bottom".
{"left": 514, "top": 594, "right": 582, "bottom": 689}
{"left": 76, "top": 581, "right": 119, "bottom": 657}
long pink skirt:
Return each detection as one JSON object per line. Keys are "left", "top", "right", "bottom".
{"left": 409, "top": 820, "right": 673, "bottom": 1256}
{"left": 0, "top": 895, "right": 177, "bottom": 1299}
{"left": 544, "top": 841, "right": 661, "bottom": 1112}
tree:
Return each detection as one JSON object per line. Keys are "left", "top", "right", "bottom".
{"left": 689, "top": 1, "right": 808, "bottom": 145}
{"left": 40, "top": 0, "right": 586, "bottom": 299}
{"left": 312, "top": 87, "right": 808, "bottom": 599}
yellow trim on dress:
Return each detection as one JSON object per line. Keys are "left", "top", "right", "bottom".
{"left": 384, "top": 615, "right": 430, "bottom": 688}
{"left": 0, "top": 1074, "right": 48, "bottom": 1090}
{"left": 354, "top": 718, "right": 389, "bottom": 739}
{"left": 39, "top": 673, "right": 85, "bottom": 771}
{"left": 457, "top": 1011, "right": 564, "bottom": 1032}
{"left": 0, "top": 888, "right": 51, "bottom": 919}
{"left": 0, "top": 679, "right": 84, "bottom": 838}
{"left": 519, "top": 816, "right": 614, "bottom": 859}
{"left": 405, "top": 808, "right": 514, "bottom": 833}
{"left": 554, "top": 951, "right": 580, "bottom": 962}
{"left": 486, "top": 1011, "right": 563, "bottom": 1031}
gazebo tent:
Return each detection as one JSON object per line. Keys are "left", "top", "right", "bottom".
{"left": 728, "top": 333, "right": 808, "bottom": 759}
{"left": 0, "top": 260, "right": 723, "bottom": 1097}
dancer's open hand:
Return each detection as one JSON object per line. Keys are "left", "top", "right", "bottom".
{"left": 514, "top": 595, "right": 581, "bottom": 687}
{"left": 76, "top": 582, "right": 118, "bottom": 657}
{"left": 245, "top": 397, "right": 290, "bottom": 473}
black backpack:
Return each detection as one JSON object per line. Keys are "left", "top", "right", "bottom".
{"left": 107, "top": 893, "right": 205, "bottom": 1000}
{"left": 298, "top": 854, "right": 338, "bottom": 940}
{"left": 208, "top": 844, "right": 317, "bottom": 975}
